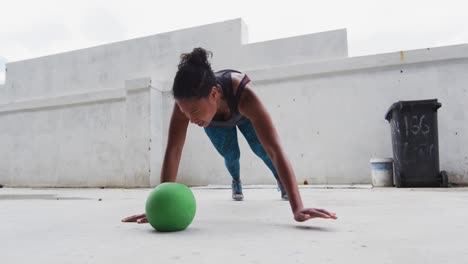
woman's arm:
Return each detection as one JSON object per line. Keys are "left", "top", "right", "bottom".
{"left": 121, "top": 103, "right": 189, "bottom": 223}
{"left": 160, "top": 103, "right": 190, "bottom": 183}
{"left": 236, "top": 77, "right": 337, "bottom": 221}
{"left": 238, "top": 85, "right": 303, "bottom": 212}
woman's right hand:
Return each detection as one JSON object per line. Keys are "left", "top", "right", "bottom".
{"left": 121, "top": 213, "right": 148, "bottom": 224}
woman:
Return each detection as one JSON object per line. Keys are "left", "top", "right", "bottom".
{"left": 122, "top": 48, "right": 337, "bottom": 223}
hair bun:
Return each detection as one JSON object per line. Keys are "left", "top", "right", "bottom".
{"left": 178, "top": 47, "right": 212, "bottom": 69}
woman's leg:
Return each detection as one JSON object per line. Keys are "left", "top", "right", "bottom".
{"left": 237, "top": 119, "right": 288, "bottom": 200}
{"left": 204, "top": 126, "right": 243, "bottom": 200}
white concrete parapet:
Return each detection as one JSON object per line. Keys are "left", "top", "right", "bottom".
{"left": 1, "top": 18, "right": 467, "bottom": 187}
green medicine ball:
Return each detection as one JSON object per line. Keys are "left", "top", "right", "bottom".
{"left": 145, "top": 182, "right": 196, "bottom": 232}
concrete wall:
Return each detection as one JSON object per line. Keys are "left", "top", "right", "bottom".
{"left": 178, "top": 45, "right": 468, "bottom": 186}
{"left": 1, "top": 18, "right": 467, "bottom": 187}
{"left": 246, "top": 45, "right": 468, "bottom": 185}
{"left": 239, "top": 29, "right": 348, "bottom": 69}
{"left": 0, "top": 79, "right": 152, "bottom": 187}
{"left": 0, "top": 19, "right": 242, "bottom": 104}
{"left": 0, "top": 18, "right": 246, "bottom": 187}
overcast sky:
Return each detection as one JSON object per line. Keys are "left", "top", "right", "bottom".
{"left": 1, "top": 0, "right": 467, "bottom": 84}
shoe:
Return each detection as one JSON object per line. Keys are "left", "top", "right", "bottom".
{"left": 231, "top": 180, "right": 244, "bottom": 201}
{"left": 278, "top": 183, "right": 289, "bottom": 200}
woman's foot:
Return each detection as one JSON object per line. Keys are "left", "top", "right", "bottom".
{"left": 231, "top": 179, "right": 244, "bottom": 201}
{"left": 278, "top": 183, "right": 289, "bottom": 200}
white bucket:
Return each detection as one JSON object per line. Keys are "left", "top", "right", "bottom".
{"left": 370, "top": 158, "right": 394, "bottom": 187}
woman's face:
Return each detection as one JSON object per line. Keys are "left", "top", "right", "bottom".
{"left": 176, "top": 86, "right": 219, "bottom": 127}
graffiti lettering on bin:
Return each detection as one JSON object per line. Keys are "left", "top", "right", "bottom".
{"left": 403, "top": 142, "right": 435, "bottom": 159}
{"left": 404, "top": 114, "right": 430, "bottom": 137}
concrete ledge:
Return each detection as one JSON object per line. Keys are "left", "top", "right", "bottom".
{"left": 0, "top": 89, "right": 125, "bottom": 113}
{"left": 246, "top": 44, "right": 468, "bottom": 83}
{"left": 193, "top": 184, "right": 373, "bottom": 189}
{"left": 0, "top": 77, "right": 152, "bottom": 114}
{"left": 125, "top": 77, "right": 151, "bottom": 92}
{"left": 240, "top": 29, "right": 348, "bottom": 68}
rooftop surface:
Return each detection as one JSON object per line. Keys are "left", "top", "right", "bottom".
{"left": 1, "top": 186, "right": 467, "bottom": 264}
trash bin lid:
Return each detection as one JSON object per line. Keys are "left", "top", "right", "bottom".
{"left": 370, "top": 158, "right": 394, "bottom": 163}
{"left": 385, "top": 99, "right": 441, "bottom": 122}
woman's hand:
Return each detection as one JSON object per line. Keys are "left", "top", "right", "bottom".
{"left": 294, "top": 208, "right": 337, "bottom": 222}
{"left": 121, "top": 213, "right": 148, "bottom": 224}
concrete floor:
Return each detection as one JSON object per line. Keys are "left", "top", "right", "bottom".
{"left": 1, "top": 186, "right": 467, "bottom": 264}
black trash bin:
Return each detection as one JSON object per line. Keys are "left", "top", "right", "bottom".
{"left": 385, "top": 99, "right": 448, "bottom": 188}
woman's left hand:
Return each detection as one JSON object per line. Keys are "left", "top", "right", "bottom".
{"left": 294, "top": 208, "right": 338, "bottom": 222}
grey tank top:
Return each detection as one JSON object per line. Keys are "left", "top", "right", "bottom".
{"left": 207, "top": 69, "right": 251, "bottom": 128}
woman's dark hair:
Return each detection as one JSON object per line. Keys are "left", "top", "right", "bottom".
{"left": 172, "top": 47, "right": 217, "bottom": 99}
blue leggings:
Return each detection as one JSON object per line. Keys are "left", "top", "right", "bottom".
{"left": 204, "top": 119, "right": 280, "bottom": 183}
